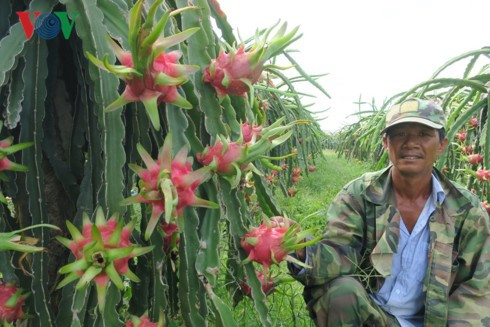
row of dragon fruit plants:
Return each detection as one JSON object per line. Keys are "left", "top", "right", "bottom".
{"left": 0, "top": 0, "right": 327, "bottom": 326}
{"left": 335, "top": 47, "right": 490, "bottom": 208}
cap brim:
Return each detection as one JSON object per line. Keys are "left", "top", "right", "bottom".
{"left": 380, "top": 117, "right": 444, "bottom": 134}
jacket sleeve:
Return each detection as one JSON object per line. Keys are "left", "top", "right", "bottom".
{"left": 288, "top": 187, "right": 366, "bottom": 287}
{"left": 447, "top": 205, "right": 490, "bottom": 326}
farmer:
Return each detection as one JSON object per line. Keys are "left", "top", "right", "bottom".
{"left": 286, "top": 98, "right": 490, "bottom": 326}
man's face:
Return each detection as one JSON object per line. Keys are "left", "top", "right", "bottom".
{"left": 383, "top": 122, "right": 448, "bottom": 177}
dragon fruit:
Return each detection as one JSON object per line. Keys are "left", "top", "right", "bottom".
{"left": 56, "top": 208, "right": 154, "bottom": 312}
{"left": 240, "top": 218, "right": 320, "bottom": 272}
{"left": 242, "top": 122, "right": 263, "bottom": 144}
{"left": 197, "top": 117, "right": 305, "bottom": 187}
{"left": 0, "top": 134, "right": 32, "bottom": 203}
{"left": 456, "top": 131, "right": 467, "bottom": 142}
{"left": 161, "top": 221, "right": 179, "bottom": 253}
{"left": 470, "top": 117, "right": 478, "bottom": 128}
{"left": 204, "top": 22, "right": 299, "bottom": 98}
{"left": 461, "top": 145, "right": 473, "bottom": 155}
{"left": 475, "top": 169, "right": 490, "bottom": 182}
{"left": 287, "top": 187, "right": 297, "bottom": 197}
{"left": 0, "top": 282, "right": 27, "bottom": 324}
{"left": 240, "top": 271, "right": 276, "bottom": 298}
{"left": 86, "top": 0, "right": 199, "bottom": 130}
{"left": 122, "top": 134, "right": 218, "bottom": 240}
{"left": 468, "top": 154, "right": 483, "bottom": 166}
{"left": 308, "top": 165, "right": 316, "bottom": 172}
{"left": 483, "top": 201, "right": 490, "bottom": 214}
{"left": 125, "top": 311, "right": 164, "bottom": 327}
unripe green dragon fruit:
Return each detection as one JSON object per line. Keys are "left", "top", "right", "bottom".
{"left": 0, "top": 282, "right": 27, "bottom": 324}
{"left": 86, "top": 0, "right": 199, "bottom": 130}
{"left": 204, "top": 22, "right": 299, "bottom": 98}
{"left": 56, "top": 208, "right": 153, "bottom": 312}
{"left": 125, "top": 311, "right": 164, "bottom": 327}
{"left": 122, "top": 134, "right": 218, "bottom": 240}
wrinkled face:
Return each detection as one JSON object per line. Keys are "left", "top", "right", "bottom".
{"left": 383, "top": 123, "right": 448, "bottom": 177}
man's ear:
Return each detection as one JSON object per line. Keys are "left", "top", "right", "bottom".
{"left": 382, "top": 135, "right": 388, "bottom": 150}
{"left": 437, "top": 138, "right": 448, "bottom": 156}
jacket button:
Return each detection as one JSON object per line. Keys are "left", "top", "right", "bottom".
{"left": 430, "top": 216, "right": 435, "bottom": 222}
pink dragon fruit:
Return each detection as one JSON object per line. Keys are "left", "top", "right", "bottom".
{"left": 240, "top": 271, "right": 276, "bottom": 298}
{"left": 468, "top": 154, "right": 483, "bottom": 166}
{"left": 287, "top": 187, "right": 297, "bottom": 197}
{"left": 0, "top": 282, "right": 27, "bottom": 324}
{"left": 56, "top": 208, "right": 154, "bottom": 312}
{"left": 475, "top": 169, "right": 490, "bottom": 182}
{"left": 456, "top": 131, "right": 467, "bottom": 142}
{"left": 483, "top": 201, "right": 490, "bottom": 214}
{"left": 125, "top": 311, "right": 164, "bottom": 327}
{"left": 197, "top": 117, "right": 305, "bottom": 187}
{"left": 161, "top": 221, "right": 179, "bottom": 253}
{"left": 86, "top": 0, "right": 200, "bottom": 130}
{"left": 470, "top": 117, "right": 478, "bottom": 128}
{"left": 461, "top": 145, "right": 473, "bottom": 155}
{"left": 122, "top": 134, "right": 218, "bottom": 240}
{"left": 242, "top": 122, "right": 263, "bottom": 144}
{"left": 240, "top": 218, "right": 320, "bottom": 273}
{"left": 0, "top": 135, "right": 32, "bottom": 203}
{"left": 204, "top": 22, "right": 299, "bottom": 97}
{"left": 308, "top": 165, "right": 316, "bottom": 172}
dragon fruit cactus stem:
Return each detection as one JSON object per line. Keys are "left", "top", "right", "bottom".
{"left": 86, "top": 0, "right": 200, "bottom": 130}
{"left": 121, "top": 134, "right": 218, "bottom": 240}
{"left": 56, "top": 208, "right": 154, "bottom": 312}
{"left": 204, "top": 22, "right": 299, "bottom": 98}
{"left": 0, "top": 282, "right": 28, "bottom": 324}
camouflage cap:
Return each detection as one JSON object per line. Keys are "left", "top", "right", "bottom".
{"left": 381, "top": 98, "right": 446, "bottom": 134}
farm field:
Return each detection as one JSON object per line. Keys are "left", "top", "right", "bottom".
{"left": 0, "top": 0, "right": 489, "bottom": 326}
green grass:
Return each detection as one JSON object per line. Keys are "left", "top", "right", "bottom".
{"left": 275, "top": 150, "right": 371, "bottom": 231}
{"left": 222, "top": 150, "right": 372, "bottom": 326}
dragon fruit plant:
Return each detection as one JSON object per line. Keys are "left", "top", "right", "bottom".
{"left": 204, "top": 22, "right": 299, "bottom": 98}
{"left": 197, "top": 117, "right": 305, "bottom": 187}
{"left": 240, "top": 217, "right": 321, "bottom": 273}
{"left": 0, "top": 282, "right": 28, "bottom": 325}
{"left": 122, "top": 134, "right": 218, "bottom": 240}
{"left": 125, "top": 311, "right": 164, "bottom": 327}
{"left": 86, "top": 0, "right": 200, "bottom": 130}
{"left": 55, "top": 208, "right": 154, "bottom": 312}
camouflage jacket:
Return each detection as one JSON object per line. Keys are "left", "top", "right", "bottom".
{"left": 290, "top": 166, "right": 490, "bottom": 326}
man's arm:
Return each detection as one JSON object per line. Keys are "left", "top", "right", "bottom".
{"left": 288, "top": 188, "right": 366, "bottom": 286}
{"left": 448, "top": 205, "right": 490, "bottom": 326}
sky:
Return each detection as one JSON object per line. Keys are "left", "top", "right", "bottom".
{"left": 217, "top": 0, "right": 490, "bottom": 132}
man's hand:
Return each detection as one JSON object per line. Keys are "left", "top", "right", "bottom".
{"left": 269, "top": 216, "right": 306, "bottom": 261}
